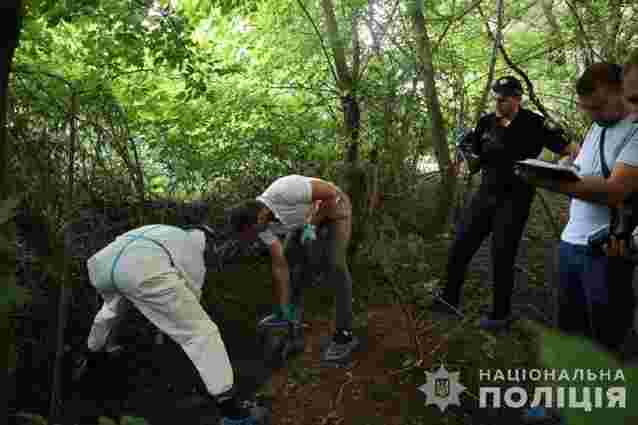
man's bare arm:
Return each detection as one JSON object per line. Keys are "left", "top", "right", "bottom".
{"left": 269, "top": 240, "right": 289, "bottom": 307}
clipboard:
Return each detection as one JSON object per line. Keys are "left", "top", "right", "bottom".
{"left": 515, "top": 158, "right": 581, "bottom": 181}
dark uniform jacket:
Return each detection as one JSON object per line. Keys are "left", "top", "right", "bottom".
{"left": 462, "top": 108, "right": 568, "bottom": 198}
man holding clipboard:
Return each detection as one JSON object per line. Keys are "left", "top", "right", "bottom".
{"left": 512, "top": 59, "right": 638, "bottom": 425}
{"left": 515, "top": 63, "right": 638, "bottom": 356}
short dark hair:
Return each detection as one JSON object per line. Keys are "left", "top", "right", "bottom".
{"left": 227, "top": 200, "right": 266, "bottom": 233}
{"left": 576, "top": 62, "right": 623, "bottom": 96}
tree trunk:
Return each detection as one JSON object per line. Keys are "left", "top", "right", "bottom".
{"left": 540, "top": 0, "right": 566, "bottom": 65}
{"left": 320, "top": 0, "right": 367, "bottom": 257}
{"left": 1, "top": 0, "right": 21, "bottom": 200}
{"left": 412, "top": 0, "right": 456, "bottom": 237}
{"left": 454, "top": 70, "right": 466, "bottom": 131}
{"left": 320, "top": 0, "right": 361, "bottom": 164}
{"left": 2, "top": 0, "right": 22, "bottom": 417}
{"left": 565, "top": 0, "right": 594, "bottom": 68}
{"left": 605, "top": 0, "right": 623, "bottom": 61}
{"left": 49, "top": 91, "right": 78, "bottom": 424}
{"left": 412, "top": 0, "right": 450, "bottom": 178}
{"left": 366, "top": 0, "right": 382, "bottom": 55}
{"left": 474, "top": 0, "right": 503, "bottom": 125}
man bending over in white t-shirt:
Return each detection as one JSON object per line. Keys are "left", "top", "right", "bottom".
{"left": 228, "top": 175, "right": 359, "bottom": 364}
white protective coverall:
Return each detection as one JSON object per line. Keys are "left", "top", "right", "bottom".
{"left": 85, "top": 224, "right": 234, "bottom": 396}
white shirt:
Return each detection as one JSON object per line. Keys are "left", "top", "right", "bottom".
{"left": 561, "top": 117, "right": 638, "bottom": 245}
{"left": 256, "top": 175, "right": 314, "bottom": 245}
{"left": 87, "top": 225, "right": 207, "bottom": 298}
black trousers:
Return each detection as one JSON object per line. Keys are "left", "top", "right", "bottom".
{"left": 442, "top": 184, "right": 534, "bottom": 318}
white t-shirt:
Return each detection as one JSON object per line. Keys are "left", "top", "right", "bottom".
{"left": 256, "top": 175, "right": 314, "bottom": 245}
{"left": 561, "top": 117, "right": 638, "bottom": 245}
{"left": 87, "top": 224, "right": 207, "bottom": 298}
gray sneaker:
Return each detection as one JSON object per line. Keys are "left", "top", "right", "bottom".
{"left": 321, "top": 330, "right": 360, "bottom": 363}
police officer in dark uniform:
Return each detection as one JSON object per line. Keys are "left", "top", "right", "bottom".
{"left": 430, "top": 76, "right": 578, "bottom": 330}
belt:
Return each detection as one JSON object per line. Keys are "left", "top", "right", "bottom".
{"left": 110, "top": 225, "right": 176, "bottom": 287}
{"left": 560, "top": 240, "right": 594, "bottom": 257}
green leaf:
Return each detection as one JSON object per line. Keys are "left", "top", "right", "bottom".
{"left": 120, "top": 416, "right": 150, "bottom": 425}
{"left": 0, "top": 276, "right": 30, "bottom": 310}
{"left": 97, "top": 417, "right": 118, "bottom": 425}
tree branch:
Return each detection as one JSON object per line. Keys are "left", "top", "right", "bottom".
{"left": 474, "top": 1, "right": 503, "bottom": 125}
{"left": 295, "top": 0, "right": 340, "bottom": 86}
{"left": 563, "top": 0, "right": 601, "bottom": 65}
{"left": 433, "top": 0, "right": 483, "bottom": 52}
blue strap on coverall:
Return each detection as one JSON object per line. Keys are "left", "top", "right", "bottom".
{"left": 110, "top": 225, "right": 176, "bottom": 287}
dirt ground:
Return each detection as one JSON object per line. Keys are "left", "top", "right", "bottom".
{"left": 267, "top": 304, "right": 441, "bottom": 425}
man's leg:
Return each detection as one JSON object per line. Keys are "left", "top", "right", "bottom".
{"left": 121, "top": 271, "right": 269, "bottom": 423}
{"left": 438, "top": 189, "right": 497, "bottom": 310}
{"left": 556, "top": 242, "right": 589, "bottom": 338}
{"left": 583, "top": 254, "right": 636, "bottom": 353}
{"left": 487, "top": 195, "right": 532, "bottom": 323}
{"left": 521, "top": 242, "right": 589, "bottom": 424}
{"left": 323, "top": 221, "right": 353, "bottom": 332}
{"left": 607, "top": 258, "right": 637, "bottom": 355}
{"left": 319, "top": 194, "right": 358, "bottom": 363}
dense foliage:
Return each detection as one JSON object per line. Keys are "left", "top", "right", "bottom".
{"left": 12, "top": 0, "right": 636, "bottom": 200}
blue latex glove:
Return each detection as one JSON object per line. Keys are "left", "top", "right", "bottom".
{"left": 300, "top": 223, "right": 317, "bottom": 245}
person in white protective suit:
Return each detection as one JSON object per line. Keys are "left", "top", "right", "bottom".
{"left": 75, "top": 224, "right": 270, "bottom": 425}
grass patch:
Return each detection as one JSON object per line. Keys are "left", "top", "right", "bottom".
{"left": 367, "top": 381, "right": 399, "bottom": 402}
{"left": 287, "top": 357, "right": 321, "bottom": 387}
